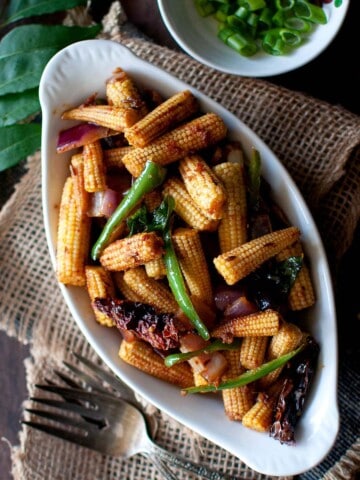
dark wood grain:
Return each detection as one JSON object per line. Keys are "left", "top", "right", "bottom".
{"left": 0, "top": 2, "right": 358, "bottom": 479}
{"left": 0, "top": 333, "right": 29, "bottom": 480}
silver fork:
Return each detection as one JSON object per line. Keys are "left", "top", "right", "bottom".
{"left": 23, "top": 354, "right": 235, "bottom": 480}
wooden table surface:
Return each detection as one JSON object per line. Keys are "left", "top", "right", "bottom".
{"left": 0, "top": 1, "right": 359, "bottom": 479}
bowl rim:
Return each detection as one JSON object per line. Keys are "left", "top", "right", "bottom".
{"left": 39, "top": 38, "right": 339, "bottom": 476}
{"left": 157, "top": 0, "right": 349, "bottom": 77}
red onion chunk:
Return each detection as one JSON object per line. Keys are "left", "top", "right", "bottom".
{"left": 88, "top": 189, "right": 120, "bottom": 218}
{"left": 179, "top": 332, "right": 228, "bottom": 383}
{"left": 57, "top": 123, "right": 113, "bottom": 153}
{"left": 214, "top": 285, "right": 246, "bottom": 311}
{"left": 201, "top": 352, "right": 228, "bottom": 383}
{"left": 224, "top": 296, "right": 258, "bottom": 320}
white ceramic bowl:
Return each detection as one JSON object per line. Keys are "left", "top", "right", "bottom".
{"left": 40, "top": 39, "right": 339, "bottom": 476}
{"left": 157, "top": 0, "right": 349, "bottom": 77}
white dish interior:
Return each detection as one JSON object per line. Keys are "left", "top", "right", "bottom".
{"left": 157, "top": 0, "right": 349, "bottom": 77}
{"left": 39, "top": 39, "right": 339, "bottom": 476}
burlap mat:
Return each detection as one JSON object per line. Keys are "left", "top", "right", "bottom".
{"left": 1, "top": 2, "right": 359, "bottom": 479}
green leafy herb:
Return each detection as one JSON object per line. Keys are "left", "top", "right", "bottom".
{"left": 127, "top": 198, "right": 175, "bottom": 236}
{"left": 0, "top": 88, "right": 40, "bottom": 126}
{"left": 266, "top": 255, "right": 303, "bottom": 296}
{"left": 5, "top": 0, "right": 87, "bottom": 24}
{"left": 0, "top": 123, "right": 41, "bottom": 171}
{"left": 0, "top": 0, "right": 101, "bottom": 173}
{"left": 0, "top": 24, "right": 101, "bottom": 95}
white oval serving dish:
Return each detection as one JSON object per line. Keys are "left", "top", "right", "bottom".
{"left": 39, "top": 39, "right": 339, "bottom": 476}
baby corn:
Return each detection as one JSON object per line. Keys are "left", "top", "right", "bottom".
{"left": 213, "top": 161, "right": 247, "bottom": 252}
{"left": 119, "top": 340, "right": 194, "bottom": 388}
{"left": 214, "top": 227, "right": 300, "bottom": 285}
{"left": 56, "top": 177, "right": 91, "bottom": 286}
{"left": 70, "top": 153, "right": 89, "bottom": 214}
{"left": 179, "top": 155, "right": 226, "bottom": 220}
{"left": 103, "top": 146, "right": 132, "bottom": 170}
{"left": 211, "top": 310, "right": 280, "bottom": 342}
{"left": 162, "top": 177, "right": 218, "bottom": 231}
{"left": 125, "top": 90, "right": 199, "bottom": 147}
{"left": 100, "top": 232, "right": 164, "bottom": 271}
{"left": 106, "top": 68, "right": 148, "bottom": 120}
{"left": 240, "top": 336, "right": 269, "bottom": 370}
{"left": 83, "top": 141, "right": 107, "bottom": 193}
{"left": 172, "top": 228, "right": 213, "bottom": 306}
{"left": 122, "top": 267, "right": 178, "bottom": 313}
{"left": 122, "top": 113, "right": 227, "bottom": 177}
{"left": 144, "top": 257, "right": 167, "bottom": 279}
{"left": 259, "top": 321, "right": 303, "bottom": 388}
{"left": 222, "top": 349, "right": 255, "bottom": 421}
{"left": 276, "top": 241, "right": 315, "bottom": 311}
{"left": 85, "top": 266, "right": 116, "bottom": 327}
{"left": 62, "top": 105, "right": 140, "bottom": 131}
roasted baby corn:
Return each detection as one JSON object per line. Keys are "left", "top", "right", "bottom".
{"left": 211, "top": 310, "right": 280, "bottom": 342}
{"left": 259, "top": 321, "right": 303, "bottom": 388}
{"left": 144, "top": 257, "right": 167, "bottom": 279}
{"left": 85, "top": 266, "right": 116, "bottom": 327}
{"left": 214, "top": 226, "right": 300, "bottom": 285}
{"left": 122, "top": 267, "right": 178, "bottom": 313}
{"left": 162, "top": 177, "right": 218, "bottom": 231}
{"left": 82, "top": 141, "right": 107, "bottom": 192}
{"left": 240, "top": 336, "right": 269, "bottom": 370}
{"left": 103, "top": 146, "right": 132, "bottom": 170}
{"left": 172, "top": 228, "right": 213, "bottom": 306}
{"left": 56, "top": 177, "right": 91, "bottom": 286}
{"left": 179, "top": 155, "right": 226, "bottom": 220}
{"left": 242, "top": 382, "right": 283, "bottom": 432}
{"left": 122, "top": 113, "right": 227, "bottom": 177}
{"left": 106, "top": 68, "right": 148, "bottom": 121}
{"left": 276, "top": 241, "right": 316, "bottom": 311}
{"left": 213, "top": 161, "right": 247, "bottom": 252}
{"left": 113, "top": 272, "right": 143, "bottom": 302}
{"left": 61, "top": 105, "right": 140, "bottom": 131}
{"left": 100, "top": 232, "right": 164, "bottom": 271}
{"left": 119, "top": 340, "right": 194, "bottom": 388}
{"left": 70, "top": 153, "right": 89, "bottom": 214}
{"left": 125, "top": 90, "right": 199, "bottom": 148}
{"left": 222, "top": 349, "right": 255, "bottom": 421}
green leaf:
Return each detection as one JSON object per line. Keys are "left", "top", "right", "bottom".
{"left": 0, "top": 123, "right": 41, "bottom": 171}
{"left": 5, "top": 0, "right": 87, "bottom": 24}
{"left": 127, "top": 197, "right": 175, "bottom": 236}
{"left": 0, "top": 88, "right": 40, "bottom": 126}
{"left": 0, "top": 24, "right": 101, "bottom": 95}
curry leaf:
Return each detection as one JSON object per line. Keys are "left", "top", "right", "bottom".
{"left": 5, "top": 0, "right": 87, "bottom": 24}
{"left": 0, "top": 123, "right": 41, "bottom": 171}
{"left": 0, "top": 24, "right": 101, "bottom": 95}
{"left": 0, "top": 88, "right": 40, "bottom": 126}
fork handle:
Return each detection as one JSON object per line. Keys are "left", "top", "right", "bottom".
{"left": 152, "top": 444, "right": 235, "bottom": 480}
{"left": 143, "top": 453, "right": 179, "bottom": 480}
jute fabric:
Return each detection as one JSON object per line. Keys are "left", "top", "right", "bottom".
{"left": 0, "top": 3, "right": 359, "bottom": 479}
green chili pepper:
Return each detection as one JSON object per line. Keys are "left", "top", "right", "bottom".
{"left": 163, "top": 217, "right": 210, "bottom": 341}
{"left": 164, "top": 339, "right": 241, "bottom": 367}
{"left": 91, "top": 161, "right": 166, "bottom": 261}
{"left": 182, "top": 344, "right": 304, "bottom": 394}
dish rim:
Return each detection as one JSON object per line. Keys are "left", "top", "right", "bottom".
{"left": 39, "top": 38, "right": 339, "bottom": 476}
{"left": 157, "top": 0, "right": 349, "bottom": 77}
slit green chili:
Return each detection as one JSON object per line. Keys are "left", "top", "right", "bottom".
{"left": 182, "top": 344, "right": 304, "bottom": 394}
{"left": 91, "top": 161, "right": 166, "bottom": 261}
{"left": 163, "top": 214, "right": 210, "bottom": 341}
{"left": 164, "top": 339, "right": 242, "bottom": 367}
